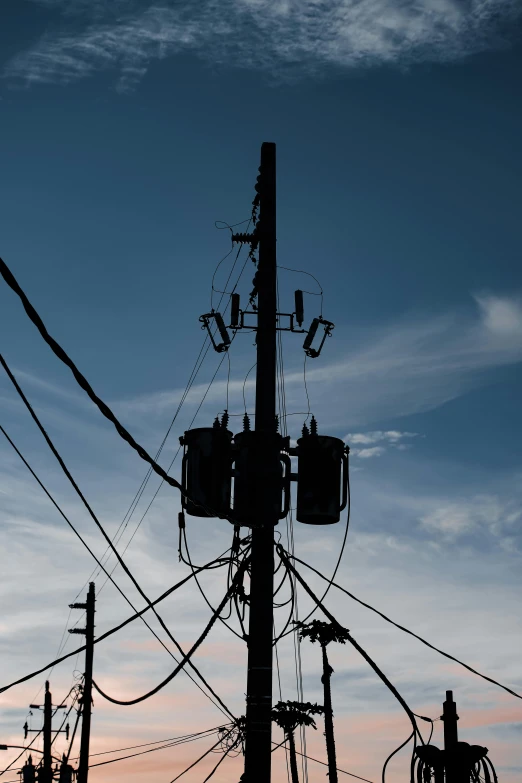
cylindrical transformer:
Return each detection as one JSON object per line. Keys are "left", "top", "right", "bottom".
{"left": 232, "top": 431, "right": 287, "bottom": 526}
{"left": 22, "top": 760, "right": 36, "bottom": 783}
{"left": 296, "top": 435, "right": 347, "bottom": 524}
{"left": 181, "top": 427, "right": 232, "bottom": 518}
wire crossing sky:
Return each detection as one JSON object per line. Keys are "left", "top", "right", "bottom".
{"left": 1, "top": 1, "right": 522, "bottom": 781}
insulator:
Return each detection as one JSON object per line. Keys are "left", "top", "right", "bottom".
{"left": 213, "top": 416, "right": 220, "bottom": 429}
{"left": 230, "top": 293, "right": 240, "bottom": 327}
{"left": 232, "top": 232, "right": 256, "bottom": 244}
{"left": 243, "top": 414, "right": 251, "bottom": 432}
{"left": 181, "top": 427, "right": 233, "bottom": 518}
{"left": 296, "top": 435, "right": 347, "bottom": 525}
{"left": 294, "top": 290, "right": 304, "bottom": 327}
{"left": 214, "top": 312, "right": 231, "bottom": 349}
{"left": 310, "top": 415, "right": 318, "bottom": 436}
{"left": 303, "top": 318, "right": 319, "bottom": 355}
{"left": 302, "top": 422, "right": 309, "bottom": 438}
{"left": 254, "top": 165, "right": 263, "bottom": 194}
{"left": 275, "top": 414, "right": 279, "bottom": 432}
{"left": 221, "top": 410, "right": 229, "bottom": 430}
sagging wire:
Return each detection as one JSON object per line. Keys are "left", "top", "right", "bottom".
{"left": 277, "top": 264, "right": 324, "bottom": 317}
{"left": 92, "top": 557, "right": 249, "bottom": 707}
{"left": 179, "top": 523, "right": 251, "bottom": 641}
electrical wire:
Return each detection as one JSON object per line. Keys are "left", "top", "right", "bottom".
{"left": 92, "top": 556, "right": 249, "bottom": 706}
{"left": 0, "top": 365, "right": 235, "bottom": 719}
{"left": 272, "top": 742, "right": 375, "bottom": 782}
{"left": 381, "top": 731, "right": 414, "bottom": 783}
{"left": 276, "top": 546, "right": 424, "bottom": 744}
{"left": 0, "top": 554, "right": 233, "bottom": 698}
{"left": 168, "top": 728, "right": 236, "bottom": 783}
{"left": 88, "top": 728, "right": 226, "bottom": 769}
{"left": 277, "top": 264, "right": 324, "bottom": 316}
{"left": 275, "top": 281, "right": 308, "bottom": 783}
{"left": 283, "top": 550, "right": 522, "bottom": 702}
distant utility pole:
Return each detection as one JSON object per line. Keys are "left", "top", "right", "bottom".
{"left": 243, "top": 141, "right": 277, "bottom": 783}
{"left": 69, "top": 582, "right": 95, "bottom": 783}
{"left": 26, "top": 682, "right": 68, "bottom": 783}
{"left": 441, "top": 689, "right": 459, "bottom": 783}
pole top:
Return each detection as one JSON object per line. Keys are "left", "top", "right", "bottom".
{"left": 446, "top": 690, "right": 454, "bottom": 702}
{"left": 45, "top": 681, "right": 49, "bottom": 692}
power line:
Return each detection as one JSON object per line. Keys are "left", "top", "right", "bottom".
{"left": 0, "top": 361, "right": 235, "bottom": 719}
{"left": 272, "top": 742, "right": 375, "bottom": 783}
{"left": 284, "top": 550, "right": 522, "bottom": 702}
{"left": 92, "top": 556, "right": 249, "bottom": 706}
{"left": 0, "top": 551, "right": 232, "bottom": 699}
{"left": 276, "top": 546, "right": 423, "bottom": 744}
{"left": 169, "top": 728, "right": 236, "bottom": 783}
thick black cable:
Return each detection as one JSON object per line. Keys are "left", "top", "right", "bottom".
{"left": 0, "top": 424, "right": 234, "bottom": 719}
{"left": 202, "top": 744, "right": 236, "bottom": 782}
{"left": 0, "top": 365, "right": 234, "bottom": 719}
{"left": 277, "top": 546, "right": 423, "bottom": 744}
{"left": 92, "top": 557, "right": 249, "bottom": 706}
{"left": 181, "top": 527, "right": 246, "bottom": 641}
{"left": 278, "top": 461, "right": 351, "bottom": 640}
{"left": 0, "top": 257, "right": 201, "bottom": 501}
{"left": 0, "top": 556, "right": 230, "bottom": 697}
{"left": 382, "top": 731, "right": 414, "bottom": 783}
{"left": 285, "top": 550, "right": 522, "bottom": 702}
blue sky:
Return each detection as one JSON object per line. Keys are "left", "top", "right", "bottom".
{"left": 1, "top": 2, "right": 522, "bottom": 782}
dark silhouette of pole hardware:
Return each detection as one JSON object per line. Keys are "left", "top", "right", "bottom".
{"left": 414, "top": 691, "right": 498, "bottom": 782}
{"left": 24, "top": 681, "right": 68, "bottom": 783}
{"left": 69, "top": 582, "right": 95, "bottom": 783}
{"left": 179, "top": 144, "right": 348, "bottom": 781}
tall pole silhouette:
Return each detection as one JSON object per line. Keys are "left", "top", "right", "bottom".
{"left": 243, "top": 141, "right": 277, "bottom": 782}
{"left": 42, "top": 682, "right": 52, "bottom": 783}
{"left": 69, "top": 582, "right": 95, "bottom": 783}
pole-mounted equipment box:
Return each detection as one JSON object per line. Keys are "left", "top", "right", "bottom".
{"left": 180, "top": 426, "right": 233, "bottom": 518}
{"left": 296, "top": 431, "right": 348, "bottom": 525}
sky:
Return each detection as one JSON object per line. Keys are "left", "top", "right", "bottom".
{"left": 1, "top": 1, "right": 522, "bottom": 782}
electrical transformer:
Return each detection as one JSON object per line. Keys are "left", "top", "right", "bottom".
{"left": 180, "top": 424, "right": 232, "bottom": 518}
{"left": 296, "top": 428, "right": 348, "bottom": 525}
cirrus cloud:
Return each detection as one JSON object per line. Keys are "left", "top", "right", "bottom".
{"left": 5, "top": 0, "right": 522, "bottom": 91}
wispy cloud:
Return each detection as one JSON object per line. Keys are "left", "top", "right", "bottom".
{"left": 114, "top": 293, "right": 522, "bottom": 430}
{"left": 5, "top": 0, "right": 522, "bottom": 90}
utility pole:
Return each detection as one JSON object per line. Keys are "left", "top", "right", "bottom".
{"left": 243, "top": 141, "right": 277, "bottom": 783}
{"left": 26, "top": 682, "right": 68, "bottom": 783}
{"left": 69, "top": 582, "right": 95, "bottom": 783}
{"left": 441, "top": 689, "right": 459, "bottom": 783}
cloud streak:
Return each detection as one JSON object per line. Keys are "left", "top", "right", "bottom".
{"left": 114, "top": 293, "right": 522, "bottom": 430}
{"left": 5, "top": 0, "right": 522, "bottom": 90}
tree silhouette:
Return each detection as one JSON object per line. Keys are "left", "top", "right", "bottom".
{"left": 297, "top": 620, "right": 350, "bottom": 783}
{"left": 272, "top": 700, "right": 324, "bottom": 783}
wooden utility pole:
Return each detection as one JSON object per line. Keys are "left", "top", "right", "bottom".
{"left": 243, "top": 141, "right": 277, "bottom": 783}
{"left": 69, "top": 582, "right": 95, "bottom": 783}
